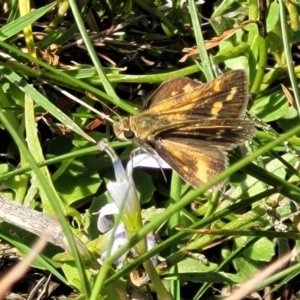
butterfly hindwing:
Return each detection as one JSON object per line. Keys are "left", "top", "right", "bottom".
{"left": 153, "top": 138, "right": 228, "bottom": 187}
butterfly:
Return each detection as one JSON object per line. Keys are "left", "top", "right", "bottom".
{"left": 113, "top": 70, "right": 255, "bottom": 187}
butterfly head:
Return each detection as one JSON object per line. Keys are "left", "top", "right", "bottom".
{"left": 113, "top": 117, "right": 136, "bottom": 141}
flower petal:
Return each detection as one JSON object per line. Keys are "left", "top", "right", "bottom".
{"left": 97, "top": 203, "right": 119, "bottom": 233}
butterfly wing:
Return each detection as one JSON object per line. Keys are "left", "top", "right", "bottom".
{"left": 153, "top": 138, "right": 228, "bottom": 187}
{"left": 146, "top": 77, "right": 202, "bottom": 108}
{"left": 131, "top": 70, "right": 251, "bottom": 139}
{"left": 146, "top": 70, "right": 248, "bottom": 120}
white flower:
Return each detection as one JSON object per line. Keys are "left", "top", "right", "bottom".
{"left": 96, "top": 142, "right": 168, "bottom": 269}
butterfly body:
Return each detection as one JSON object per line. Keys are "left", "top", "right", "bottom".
{"left": 113, "top": 70, "right": 255, "bottom": 187}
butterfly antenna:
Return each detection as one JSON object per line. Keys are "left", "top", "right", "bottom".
{"left": 85, "top": 91, "right": 123, "bottom": 121}
{"left": 48, "top": 83, "right": 116, "bottom": 124}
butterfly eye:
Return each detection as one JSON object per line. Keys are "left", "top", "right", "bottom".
{"left": 124, "top": 130, "right": 135, "bottom": 139}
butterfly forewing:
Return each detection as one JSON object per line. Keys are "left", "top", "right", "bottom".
{"left": 145, "top": 70, "right": 248, "bottom": 119}
{"left": 146, "top": 77, "right": 201, "bottom": 108}
{"left": 131, "top": 70, "right": 250, "bottom": 140}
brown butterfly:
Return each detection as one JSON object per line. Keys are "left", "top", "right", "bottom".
{"left": 113, "top": 70, "right": 255, "bottom": 187}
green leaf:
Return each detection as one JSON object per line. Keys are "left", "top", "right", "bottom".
{"left": 0, "top": 163, "right": 21, "bottom": 192}
{"left": 214, "top": 42, "right": 249, "bottom": 64}
{"left": 230, "top": 173, "right": 266, "bottom": 199}
{"left": 211, "top": 0, "right": 237, "bottom": 18}
{"left": 133, "top": 169, "right": 156, "bottom": 204}
{"left": 178, "top": 257, "right": 217, "bottom": 273}
{"left": 266, "top": 153, "right": 296, "bottom": 180}
{"left": 267, "top": 1, "right": 280, "bottom": 33}
{"left": 54, "top": 166, "right": 101, "bottom": 205}
{"left": 210, "top": 15, "right": 235, "bottom": 35}
{"left": 278, "top": 106, "right": 299, "bottom": 132}
{"left": 86, "top": 192, "right": 111, "bottom": 238}
{"left": 61, "top": 262, "right": 91, "bottom": 293}
{"left": 250, "top": 91, "right": 289, "bottom": 122}
{"left": 232, "top": 237, "right": 275, "bottom": 279}
{"left": 242, "top": 237, "right": 275, "bottom": 262}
